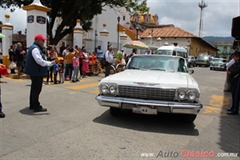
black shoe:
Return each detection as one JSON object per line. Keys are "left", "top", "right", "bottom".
{"left": 227, "top": 111, "right": 238, "bottom": 115}
{"left": 72, "top": 80, "right": 76, "bottom": 83}
{"left": 34, "top": 107, "right": 47, "bottom": 112}
{"left": 30, "top": 105, "right": 42, "bottom": 110}
{"left": 0, "top": 110, "right": 5, "bottom": 118}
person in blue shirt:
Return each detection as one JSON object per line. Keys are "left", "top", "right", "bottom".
{"left": 97, "top": 46, "right": 103, "bottom": 58}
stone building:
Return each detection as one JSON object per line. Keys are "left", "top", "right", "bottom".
{"left": 140, "top": 26, "right": 218, "bottom": 57}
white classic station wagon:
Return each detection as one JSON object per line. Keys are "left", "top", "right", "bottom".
{"left": 95, "top": 55, "right": 203, "bottom": 123}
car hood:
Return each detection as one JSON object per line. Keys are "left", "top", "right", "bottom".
{"left": 101, "top": 70, "right": 199, "bottom": 89}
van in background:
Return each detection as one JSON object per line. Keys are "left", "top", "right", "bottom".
{"left": 154, "top": 46, "right": 188, "bottom": 59}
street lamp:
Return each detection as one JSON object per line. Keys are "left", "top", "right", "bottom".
{"left": 117, "top": 16, "right": 120, "bottom": 51}
{"left": 135, "top": 24, "right": 140, "bottom": 40}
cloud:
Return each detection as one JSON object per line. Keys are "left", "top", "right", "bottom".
{"left": 148, "top": 0, "right": 239, "bottom": 36}
{"left": 1, "top": 0, "right": 239, "bottom": 37}
{"left": 1, "top": 8, "right": 26, "bottom": 33}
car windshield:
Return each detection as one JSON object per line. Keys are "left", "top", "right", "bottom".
{"left": 197, "top": 54, "right": 209, "bottom": 60}
{"left": 126, "top": 56, "right": 188, "bottom": 73}
{"left": 154, "top": 50, "right": 173, "bottom": 55}
{"left": 212, "top": 59, "right": 226, "bottom": 63}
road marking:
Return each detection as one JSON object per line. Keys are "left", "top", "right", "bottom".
{"left": 3, "top": 76, "right": 24, "bottom": 82}
{"left": 80, "top": 78, "right": 94, "bottom": 82}
{"left": 66, "top": 82, "right": 99, "bottom": 90}
{"left": 203, "top": 95, "right": 230, "bottom": 115}
{"left": 89, "top": 89, "right": 99, "bottom": 95}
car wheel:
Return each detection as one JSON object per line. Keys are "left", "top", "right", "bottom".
{"left": 210, "top": 67, "right": 212, "bottom": 70}
{"left": 110, "top": 66, "right": 116, "bottom": 75}
{"left": 110, "top": 107, "right": 121, "bottom": 116}
{"left": 180, "top": 114, "right": 197, "bottom": 123}
{"left": 93, "top": 68, "right": 100, "bottom": 76}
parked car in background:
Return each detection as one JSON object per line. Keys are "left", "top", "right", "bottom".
{"left": 188, "top": 56, "right": 196, "bottom": 67}
{"left": 96, "top": 55, "right": 203, "bottom": 123}
{"left": 210, "top": 58, "right": 227, "bottom": 71}
{"left": 195, "top": 53, "right": 210, "bottom": 67}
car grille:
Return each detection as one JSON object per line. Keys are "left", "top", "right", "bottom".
{"left": 118, "top": 85, "right": 176, "bottom": 101}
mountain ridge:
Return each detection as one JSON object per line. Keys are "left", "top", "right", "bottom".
{"left": 202, "top": 36, "right": 234, "bottom": 44}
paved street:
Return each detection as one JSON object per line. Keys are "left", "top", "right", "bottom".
{"left": 0, "top": 67, "right": 239, "bottom": 160}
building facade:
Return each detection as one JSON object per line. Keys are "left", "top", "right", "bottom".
{"left": 213, "top": 42, "right": 234, "bottom": 60}
{"left": 140, "top": 27, "right": 218, "bottom": 57}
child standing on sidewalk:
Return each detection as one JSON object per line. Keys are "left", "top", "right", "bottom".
{"left": 53, "top": 60, "right": 59, "bottom": 84}
{"left": 72, "top": 52, "right": 79, "bottom": 82}
{"left": 59, "top": 58, "right": 64, "bottom": 83}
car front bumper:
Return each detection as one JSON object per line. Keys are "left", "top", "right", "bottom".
{"left": 211, "top": 66, "right": 225, "bottom": 69}
{"left": 95, "top": 95, "right": 203, "bottom": 115}
{"left": 196, "top": 62, "right": 209, "bottom": 65}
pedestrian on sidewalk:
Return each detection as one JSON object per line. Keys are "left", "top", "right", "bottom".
{"left": 24, "top": 34, "right": 55, "bottom": 112}
{"left": 72, "top": 52, "right": 79, "bottom": 82}
{"left": 53, "top": 59, "right": 59, "bottom": 84}
{"left": 15, "top": 42, "right": 26, "bottom": 77}
{"left": 104, "top": 46, "right": 114, "bottom": 77}
{"left": 81, "top": 48, "right": 89, "bottom": 78}
{"left": 0, "top": 64, "right": 6, "bottom": 118}
{"left": 59, "top": 58, "right": 64, "bottom": 83}
{"left": 47, "top": 45, "right": 58, "bottom": 83}
{"left": 224, "top": 53, "right": 235, "bottom": 92}
{"left": 227, "top": 51, "right": 240, "bottom": 115}
{"left": 65, "top": 48, "right": 75, "bottom": 80}
{"left": 79, "top": 47, "right": 84, "bottom": 78}
{"left": 8, "top": 45, "right": 16, "bottom": 74}
{"left": 0, "top": 87, "right": 5, "bottom": 118}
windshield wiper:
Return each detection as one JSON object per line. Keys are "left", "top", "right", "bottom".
{"left": 166, "top": 69, "right": 175, "bottom": 72}
{"left": 129, "top": 67, "right": 140, "bottom": 69}
{"left": 149, "top": 68, "right": 166, "bottom": 71}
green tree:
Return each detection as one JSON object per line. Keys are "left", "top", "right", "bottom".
{"left": 0, "top": 0, "right": 149, "bottom": 45}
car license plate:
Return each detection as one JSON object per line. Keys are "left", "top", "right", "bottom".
{"left": 132, "top": 106, "right": 157, "bottom": 115}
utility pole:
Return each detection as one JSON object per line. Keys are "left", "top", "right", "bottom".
{"left": 198, "top": 0, "right": 207, "bottom": 37}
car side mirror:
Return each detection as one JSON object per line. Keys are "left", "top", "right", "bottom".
{"left": 189, "top": 69, "right": 194, "bottom": 74}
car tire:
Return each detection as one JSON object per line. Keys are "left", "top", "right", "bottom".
{"left": 180, "top": 114, "right": 197, "bottom": 123}
{"left": 110, "top": 66, "right": 116, "bottom": 75}
{"left": 210, "top": 67, "right": 212, "bottom": 70}
{"left": 110, "top": 107, "right": 121, "bottom": 116}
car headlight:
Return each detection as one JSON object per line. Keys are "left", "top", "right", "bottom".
{"left": 176, "top": 89, "right": 199, "bottom": 101}
{"left": 109, "top": 85, "right": 117, "bottom": 95}
{"left": 101, "top": 84, "right": 109, "bottom": 94}
{"left": 188, "top": 90, "right": 196, "bottom": 100}
{"left": 177, "top": 90, "right": 186, "bottom": 100}
{"left": 100, "top": 83, "right": 118, "bottom": 95}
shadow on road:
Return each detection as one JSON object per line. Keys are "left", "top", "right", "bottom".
{"left": 93, "top": 110, "right": 199, "bottom": 136}
{"left": 19, "top": 107, "right": 50, "bottom": 116}
{"left": 219, "top": 92, "right": 240, "bottom": 157}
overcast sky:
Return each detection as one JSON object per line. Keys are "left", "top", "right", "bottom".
{"left": 0, "top": 0, "right": 239, "bottom": 37}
